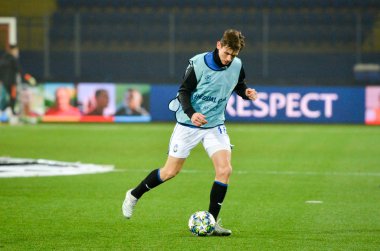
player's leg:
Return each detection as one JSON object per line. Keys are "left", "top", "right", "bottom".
{"left": 9, "top": 84, "right": 17, "bottom": 115}
{"left": 131, "top": 156, "right": 186, "bottom": 199}
{"left": 2, "top": 84, "right": 12, "bottom": 112}
{"left": 211, "top": 149, "right": 232, "bottom": 184}
{"left": 210, "top": 150, "right": 233, "bottom": 219}
{"left": 203, "top": 125, "right": 232, "bottom": 236}
{"left": 122, "top": 156, "right": 186, "bottom": 219}
{"left": 159, "top": 156, "right": 186, "bottom": 180}
{"left": 122, "top": 123, "right": 202, "bottom": 219}
{"left": 129, "top": 123, "right": 195, "bottom": 199}
{"left": 210, "top": 150, "right": 233, "bottom": 236}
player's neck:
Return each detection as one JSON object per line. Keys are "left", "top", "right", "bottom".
{"left": 213, "top": 48, "right": 231, "bottom": 68}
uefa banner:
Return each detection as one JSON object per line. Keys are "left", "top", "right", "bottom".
{"left": 365, "top": 86, "right": 380, "bottom": 125}
{"left": 225, "top": 86, "right": 364, "bottom": 124}
{"left": 5, "top": 83, "right": 151, "bottom": 123}
{"left": 151, "top": 85, "right": 366, "bottom": 124}
{"left": 1, "top": 83, "right": 377, "bottom": 124}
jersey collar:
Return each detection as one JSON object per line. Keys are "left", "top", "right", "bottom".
{"left": 204, "top": 49, "right": 231, "bottom": 71}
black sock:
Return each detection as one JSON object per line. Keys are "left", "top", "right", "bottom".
{"left": 208, "top": 181, "right": 228, "bottom": 220}
{"left": 131, "top": 169, "right": 163, "bottom": 199}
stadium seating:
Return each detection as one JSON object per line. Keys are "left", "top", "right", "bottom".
{"left": 56, "top": 0, "right": 380, "bottom": 11}
{"left": 15, "top": 0, "right": 379, "bottom": 85}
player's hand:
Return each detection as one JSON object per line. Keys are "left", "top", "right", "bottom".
{"left": 24, "top": 73, "right": 36, "bottom": 86}
{"left": 246, "top": 88, "right": 258, "bottom": 101}
{"left": 191, "top": 113, "right": 208, "bottom": 127}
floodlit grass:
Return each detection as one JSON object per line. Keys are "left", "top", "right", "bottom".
{"left": 0, "top": 123, "right": 380, "bottom": 250}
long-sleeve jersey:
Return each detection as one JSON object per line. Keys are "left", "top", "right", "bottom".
{"left": 0, "top": 52, "right": 21, "bottom": 86}
{"left": 178, "top": 48, "right": 250, "bottom": 119}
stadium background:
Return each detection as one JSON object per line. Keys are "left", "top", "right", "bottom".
{"left": 1, "top": 0, "right": 380, "bottom": 125}
{"left": 1, "top": 0, "right": 379, "bottom": 85}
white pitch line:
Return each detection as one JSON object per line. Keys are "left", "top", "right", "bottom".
{"left": 305, "top": 200, "right": 323, "bottom": 204}
{"left": 115, "top": 169, "right": 380, "bottom": 177}
{"left": 249, "top": 170, "right": 380, "bottom": 177}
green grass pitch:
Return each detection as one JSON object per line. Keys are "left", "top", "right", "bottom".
{"left": 0, "top": 123, "right": 379, "bottom": 250}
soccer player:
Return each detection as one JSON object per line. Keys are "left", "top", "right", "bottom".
{"left": 0, "top": 44, "right": 36, "bottom": 117}
{"left": 122, "top": 29, "right": 258, "bottom": 236}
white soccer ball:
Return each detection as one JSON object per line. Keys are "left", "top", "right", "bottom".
{"left": 188, "top": 211, "right": 215, "bottom": 236}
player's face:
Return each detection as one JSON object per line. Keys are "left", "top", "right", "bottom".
{"left": 10, "top": 48, "right": 19, "bottom": 58}
{"left": 217, "top": 41, "right": 239, "bottom": 66}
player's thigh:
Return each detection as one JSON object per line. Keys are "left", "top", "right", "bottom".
{"left": 168, "top": 123, "right": 204, "bottom": 158}
{"left": 202, "top": 125, "right": 231, "bottom": 158}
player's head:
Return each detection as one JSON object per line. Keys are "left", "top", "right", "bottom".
{"left": 8, "top": 44, "right": 19, "bottom": 58}
{"left": 217, "top": 29, "right": 245, "bottom": 66}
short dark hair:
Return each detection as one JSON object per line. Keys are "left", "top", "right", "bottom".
{"left": 9, "top": 44, "right": 18, "bottom": 49}
{"left": 220, "top": 29, "right": 245, "bottom": 52}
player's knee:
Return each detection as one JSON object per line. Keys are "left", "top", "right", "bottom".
{"left": 160, "top": 168, "right": 180, "bottom": 181}
{"left": 216, "top": 163, "right": 232, "bottom": 179}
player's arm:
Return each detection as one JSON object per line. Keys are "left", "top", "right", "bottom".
{"left": 23, "top": 73, "right": 36, "bottom": 85}
{"left": 10, "top": 56, "right": 36, "bottom": 86}
{"left": 17, "top": 62, "right": 36, "bottom": 86}
{"left": 234, "top": 66, "right": 257, "bottom": 101}
{"left": 178, "top": 66, "right": 207, "bottom": 126}
{"left": 178, "top": 66, "right": 197, "bottom": 118}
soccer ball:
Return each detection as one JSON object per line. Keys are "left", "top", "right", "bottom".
{"left": 188, "top": 211, "right": 215, "bottom": 236}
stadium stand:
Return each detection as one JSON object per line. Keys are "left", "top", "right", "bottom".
{"left": 2, "top": 0, "right": 379, "bottom": 85}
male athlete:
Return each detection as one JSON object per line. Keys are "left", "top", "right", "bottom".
{"left": 0, "top": 44, "right": 36, "bottom": 117}
{"left": 122, "top": 29, "right": 257, "bottom": 236}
